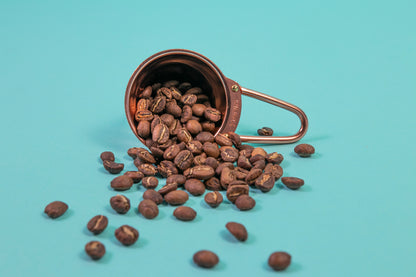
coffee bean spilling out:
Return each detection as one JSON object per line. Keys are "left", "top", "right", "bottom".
{"left": 294, "top": 143, "right": 315, "bottom": 157}
{"left": 85, "top": 241, "right": 106, "bottom": 260}
{"left": 44, "top": 201, "right": 68, "bottom": 219}
{"left": 87, "top": 215, "right": 108, "bottom": 235}
{"left": 268, "top": 251, "right": 291, "bottom": 271}
{"left": 226, "top": 222, "right": 248, "bottom": 242}
{"left": 193, "top": 250, "right": 219, "bottom": 268}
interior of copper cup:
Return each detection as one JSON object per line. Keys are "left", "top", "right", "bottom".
{"left": 127, "top": 52, "right": 229, "bottom": 137}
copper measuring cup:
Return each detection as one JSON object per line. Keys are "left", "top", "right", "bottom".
{"left": 125, "top": 49, "right": 308, "bottom": 144}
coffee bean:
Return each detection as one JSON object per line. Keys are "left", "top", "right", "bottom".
{"left": 204, "top": 107, "right": 221, "bottom": 122}
{"left": 137, "top": 163, "right": 157, "bottom": 176}
{"left": 163, "top": 80, "right": 179, "bottom": 88}
{"left": 164, "top": 190, "right": 189, "bottom": 205}
{"left": 177, "top": 128, "right": 192, "bottom": 143}
{"left": 184, "top": 165, "right": 215, "bottom": 180}
{"left": 186, "top": 119, "right": 202, "bottom": 135}
{"left": 252, "top": 158, "right": 266, "bottom": 170}
{"left": 266, "top": 152, "right": 284, "bottom": 164}
{"left": 215, "top": 162, "right": 234, "bottom": 176}
{"left": 257, "top": 127, "right": 273, "bottom": 136}
{"left": 151, "top": 83, "right": 161, "bottom": 92}
{"left": 138, "top": 199, "right": 159, "bottom": 219}
{"left": 142, "top": 189, "right": 163, "bottom": 205}
{"left": 203, "top": 142, "right": 220, "bottom": 158}
{"left": 137, "top": 148, "right": 156, "bottom": 164}
{"left": 87, "top": 215, "right": 108, "bottom": 235}
{"left": 110, "top": 194, "right": 130, "bottom": 214}
{"left": 137, "top": 120, "right": 151, "bottom": 138}
{"left": 157, "top": 139, "right": 174, "bottom": 150}
{"left": 204, "top": 177, "right": 222, "bottom": 191}
{"left": 234, "top": 167, "right": 249, "bottom": 180}
{"left": 181, "top": 105, "right": 193, "bottom": 123}
{"left": 124, "top": 171, "right": 144, "bottom": 183}
{"left": 111, "top": 175, "right": 133, "bottom": 191}
{"left": 237, "top": 155, "right": 252, "bottom": 170}
{"left": 184, "top": 179, "right": 206, "bottom": 196}
{"left": 173, "top": 206, "right": 197, "bottom": 221}
{"left": 115, "top": 225, "right": 139, "bottom": 246}
{"left": 204, "top": 191, "right": 223, "bottom": 207}
{"left": 127, "top": 147, "right": 142, "bottom": 159}
{"left": 170, "top": 87, "right": 182, "bottom": 100}
{"left": 235, "top": 195, "right": 256, "bottom": 211}
{"left": 163, "top": 144, "right": 181, "bottom": 160}
{"left": 227, "top": 132, "right": 241, "bottom": 148}
{"left": 252, "top": 147, "right": 267, "bottom": 157}
{"left": 165, "top": 101, "right": 182, "bottom": 117}
{"left": 201, "top": 121, "right": 216, "bottom": 132}
{"left": 192, "top": 103, "right": 206, "bottom": 116}
{"left": 255, "top": 173, "right": 275, "bottom": 192}
{"left": 193, "top": 250, "right": 219, "bottom": 268}
{"left": 193, "top": 153, "right": 207, "bottom": 165}
{"left": 160, "top": 113, "right": 175, "bottom": 127}
{"left": 149, "top": 146, "right": 164, "bottom": 159}
{"left": 100, "top": 151, "right": 115, "bottom": 162}
{"left": 214, "top": 133, "right": 233, "bottom": 146}
{"left": 219, "top": 146, "right": 239, "bottom": 162}
{"left": 157, "top": 160, "right": 178, "bottom": 177}
{"left": 158, "top": 183, "right": 178, "bottom": 195}
{"left": 142, "top": 176, "right": 158, "bottom": 189}
{"left": 249, "top": 154, "right": 265, "bottom": 164}
{"left": 205, "top": 157, "right": 219, "bottom": 169}
{"left": 178, "top": 82, "right": 192, "bottom": 92}
{"left": 152, "top": 123, "right": 169, "bottom": 144}
{"left": 157, "top": 86, "right": 173, "bottom": 99}
{"left": 181, "top": 94, "right": 197, "bottom": 105}
{"left": 174, "top": 150, "right": 194, "bottom": 171}
{"left": 226, "top": 184, "right": 249, "bottom": 203}
{"left": 150, "top": 96, "right": 166, "bottom": 113}
{"left": 245, "top": 168, "right": 263, "bottom": 185}
{"left": 239, "top": 144, "right": 254, "bottom": 157}
{"left": 135, "top": 109, "right": 154, "bottom": 121}
{"left": 44, "top": 201, "right": 68, "bottom": 218}
{"left": 294, "top": 143, "right": 315, "bottom": 157}
{"left": 103, "top": 160, "right": 124, "bottom": 174}
{"left": 268, "top": 252, "right": 291, "bottom": 271}
{"left": 186, "top": 140, "right": 203, "bottom": 155}
{"left": 136, "top": 98, "right": 151, "bottom": 111}
{"left": 85, "top": 241, "right": 105, "bottom": 260}
{"left": 185, "top": 87, "right": 202, "bottom": 95}
{"left": 225, "top": 222, "right": 248, "bottom": 241}
{"left": 264, "top": 163, "right": 283, "bottom": 179}
{"left": 281, "top": 177, "right": 304, "bottom": 190}
{"left": 220, "top": 167, "right": 237, "bottom": 189}
{"left": 141, "top": 85, "right": 153, "bottom": 98}
{"left": 195, "top": 131, "right": 214, "bottom": 143}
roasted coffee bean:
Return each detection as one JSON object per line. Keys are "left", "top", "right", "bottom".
{"left": 281, "top": 177, "right": 304, "bottom": 190}
{"left": 111, "top": 175, "right": 134, "bottom": 191}
{"left": 227, "top": 132, "right": 241, "bottom": 148}
{"left": 266, "top": 152, "right": 284, "bottom": 164}
{"left": 186, "top": 119, "right": 202, "bottom": 135}
{"left": 193, "top": 153, "right": 207, "bottom": 165}
{"left": 185, "top": 87, "right": 202, "bottom": 95}
{"left": 177, "top": 128, "right": 192, "bottom": 143}
{"left": 135, "top": 109, "right": 153, "bottom": 121}
{"left": 137, "top": 163, "right": 157, "bottom": 176}
{"left": 181, "top": 105, "right": 193, "bottom": 123}
{"left": 184, "top": 179, "right": 205, "bottom": 196}
{"left": 127, "top": 147, "right": 142, "bottom": 159}
{"left": 193, "top": 250, "right": 219, "bottom": 268}
{"left": 192, "top": 103, "right": 206, "bottom": 117}
{"left": 145, "top": 138, "right": 155, "bottom": 149}
{"left": 157, "top": 139, "right": 174, "bottom": 150}
{"left": 237, "top": 155, "right": 252, "bottom": 170}
{"left": 245, "top": 168, "right": 263, "bottom": 185}
{"left": 142, "top": 189, "right": 163, "bottom": 205}
{"left": 294, "top": 143, "right": 315, "bottom": 157}
{"left": 214, "top": 133, "right": 233, "bottom": 146}
{"left": 158, "top": 183, "right": 178, "bottom": 195}
{"left": 234, "top": 167, "right": 249, "bottom": 180}
{"left": 168, "top": 86, "right": 181, "bottom": 100}
{"left": 152, "top": 123, "right": 169, "bottom": 144}
{"left": 178, "top": 82, "right": 192, "bottom": 92}
{"left": 157, "top": 87, "right": 173, "bottom": 99}
{"left": 163, "top": 80, "right": 179, "bottom": 88}
{"left": 184, "top": 165, "right": 215, "bottom": 180}
{"left": 140, "top": 85, "right": 153, "bottom": 98}
{"left": 177, "top": 141, "right": 186, "bottom": 150}
{"left": 150, "top": 96, "right": 166, "bottom": 113}
{"left": 215, "top": 162, "right": 234, "bottom": 176}
{"left": 166, "top": 174, "right": 186, "bottom": 186}
{"left": 157, "top": 160, "right": 178, "bottom": 177}
{"left": 174, "top": 150, "right": 194, "bottom": 171}
{"left": 220, "top": 167, "right": 237, "bottom": 189}
{"left": 268, "top": 252, "right": 291, "bottom": 271}
{"left": 257, "top": 127, "right": 273, "bottom": 136}
{"left": 44, "top": 201, "right": 68, "bottom": 219}
{"left": 165, "top": 101, "right": 182, "bottom": 117}
{"left": 219, "top": 146, "right": 239, "bottom": 162}
{"left": 100, "top": 151, "right": 115, "bottom": 162}
{"left": 133, "top": 158, "right": 142, "bottom": 168}
{"left": 205, "top": 157, "right": 219, "bottom": 169}
{"left": 103, "top": 160, "right": 124, "bottom": 174}
{"left": 164, "top": 190, "right": 189, "bottom": 205}
{"left": 163, "top": 144, "right": 181, "bottom": 160}
{"left": 204, "top": 107, "right": 221, "bottom": 122}
{"left": 87, "top": 215, "right": 108, "bottom": 235}
{"left": 226, "top": 184, "right": 249, "bottom": 203}
{"left": 181, "top": 94, "right": 197, "bottom": 105}
{"left": 264, "top": 163, "right": 283, "bottom": 179}
{"left": 205, "top": 192, "right": 223, "bottom": 209}
{"left": 195, "top": 132, "right": 215, "bottom": 143}
{"left": 160, "top": 113, "right": 175, "bottom": 127}
{"left": 85, "top": 241, "right": 105, "bottom": 260}
{"left": 186, "top": 140, "right": 203, "bottom": 155}
{"left": 115, "top": 225, "right": 139, "bottom": 246}
{"left": 252, "top": 147, "right": 267, "bottom": 158}
{"left": 201, "top": 121, "right": 216, "bottom": 132}
{"left": 203, "top": 142, "right": 220, "bottom": 158}
{"left": 136, "top": 98, "right": 151, "bottom": 111}
{"left": 252, "top": 158, "right": 266, "bottom": 170}
{"left": 173, "top": 206, "right": 197, "bottom": 221}
{"left": 205, "top": 177, "right": 222, "bottom": 191}
{"left": 110, "top": 194, "right": 130, "bottom": 214}
{"left": 249, "top": 154, "right": 265, "bottom": 164}
{"left": 138, "top": 199, "right": 159, "bottom": 219}
{"left": 229, "top": 180, "right": 248, "bottom": 187}
{"left": 149, "top": 146, "right": 164, "bottom": 159}
{"left": 235, "top": 195, "right": 256, "bottom": 211}
{"left": 255, "top": 173, "right": 275, "bottom": 192}
{"left": 225, "top": 222, "right": 248, "bottom": 241}
{"left": 239, "top": 144, "right": 254, "bottom": 156}
{"left": 142, "top": 176, "right": 158, "bottom": 189}
{"left": 137, "top": 149, "right": 156, "bottom": 164}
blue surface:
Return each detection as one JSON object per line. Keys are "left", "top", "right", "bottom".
{"left": 1, "top": 1, "right": 415, "bottom": 276}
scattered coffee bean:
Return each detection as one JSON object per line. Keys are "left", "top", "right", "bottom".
{"left": 115, "top": 225, "right": 139, "bottom": 246}
{"left": 142, "top": 176, "right": 158, "bottom": 189}
{"left": 164, "top": 190, "right": 189, "bottom": 205}
{"left": 124, "top": 171, "right": 144, "bottom": 183}
{"left": 173, "top": 206, "right": 196, "bottom": 221}
{"left": 226, "top": 183, "right": 249, "bottom": 203}
{"left": 142, "top": 189, "right": 163, "bottom": 205}
{"left": 103, "top": 160, "right": 124, "bottom": 174}
{"left": 137, "top": 148, "right": 156, "bottom": 164}
{"left": 87, "top": 215, "right": 108, "bottom": 235}
{"left": 266, "top": 152, "right": 283, "bottom": 164}
{"left": 100, "top": 151, "right": 115, "bottom": 162}
{"left": 281, "top": 177, "right": 304, "bottom": 190}
{"left": 225, "top": 222, "right": 248, "bottom": 241}
{"left": 184, "top": 179, "right": 205, "bottom": 196}
{"left": 245, "top": 168, "right": 263, "bottom": 185}
{"left": 184, "top": 165, "right": 215, "bottom": 180}
{"left": 44, "top": 201, "right": 68, "bottom": 219}
{"left": 255, "top": 173, "right": 276, "bottom": 192}
{"left": 137, "top": 163, "right": 157, "bottom": 176}
{"left": 294, "top": 143, "right": 315, "bottom": 157}
{"left": 268, "top": 252, "right": 291, "bottom": 271}
{"left": 227, "top": 132, "right": 241, "bottom": 148}
{"left": 220, "top": 167, "right": 237, "bottom": 189}
{"left": 252, "top": 147, "right": 267, "bottom": 157}
{"left": 158, "top": 182, "right": 178, "bottom": 195}
{"left": 257, "top": 127, "right": 273, "bottom": 136}
{"left": 204, "top": 177, "right": 222, "bottom": 191}
{"left": 85, "top": 241, "right": 105, "bottom": 260}
{"left": 193, "top": 250, "right": 219, "bottom": 268}
{"left": 174, "top": 150, "right": 194, "bottom": 171}
{"left": 235, "top": 195, "right": 256, "bottom": 211}
{"left": 110, "top": 194, "right": 130, "bottom": 214}
{"left": 138, "top": 199, "right": 159, "bottom": 219}
{"left": 264, "top": 163, "right": 283, "bottom": 179}
{"left": 111, "top": 175, "right": 134, "bottom": 191}
{"left": 204, "top": 191, "right": 223, "bottom": 207}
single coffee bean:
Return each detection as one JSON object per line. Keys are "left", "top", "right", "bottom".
{"left": 178, "top": 82, "right": 192, "bottom": 92}
{"left": 192, "top": 103, "right": 206, "bottom": 117}
{"left": 257, "top": 127, "right": 273, "bottom": 136}
{"left": 215, "top": 162, "right": 234, "bottom": 176}
{"left": 85, "top": 241, "right": 105, "bottom": 260}
{"left": 252, "top": 147, "right": 267, "bottom": 157}
{"left": 150, "top": 146, "right": 164, "bottom": 159}
{"left": 133, "top": 157, "right": 142, "bottom": 168}
{"left": 184, "top": 165, "right": 215, "bottom": 180}
{"left": 136, "top": 98, "right": 151, "bottom": 111}
{"left": 111, "top": 175, "right": 134, "bottom": 191}
{"left": 205, "top": 157, "right": 219, "bottom": 169}
{"left": 205, "top": 177, "right": 222, "bottom": 191}
{"left": 103, "top": 160, "right": 124, "bottom": 174}
{"left": 235, "top": 195, "right": 256, "bottom": 211}
{"left": 110, "top": 194, "right": 130, "bottom": 214}
{"left": 87, "top": 215, "right": 108, "bottom": 235}
{"left": 114, "top": 225, "right": 139, "bottom": 246}
{"left": 124, "top": 171, "right": 144, "bottom": 183}
{"left": 252, "top": 158, "right": 266, "bottom": 170}
{"left": 220, "top": 167, "right": 237, "bottom": 189}
{"left": 165, "top": 101, "right": 182, "bottom": 117}
{"left": 177, "top": 128, "right": 192, "bottom": 143}
{"left": 158, "top": 183, "right": 178, "bottom": 195}
{"left": 204, "top": 107, "right": 221, "bottom": 122}
{"left": 165, "top": 174, "right": 185, "bottom": 187}
{"left": 142, "top": 189, "right": 163, "bottom": 205}
{"left": 227, "top": 132, "right": 241, "bottom": 148}
{"left": 193, "top": 153, "right": 207, "bottom": 165}
{"left": 150, "top": 96, "right": 166, "bottom": 113}
{"left": 195, "top": 132, "right": 215, "bottom": 143}
{"left": 201, "top": 121, "right": 216, "bottom": 132}
{"left": 181, "top": 105, "right": 193, "bottom": 123}
{"left": 164, "top": 190, "right": 189, "bottom": 205}
{"left": 151, "top": 116, "right": 162, "bottom": 132}
{"left": 152, "top": 123, "right": 170, "bottom": 144}
{"left": 220, "top": 146, "right": 239, "bottom": 162}
{"left": 186, "top": 140, "right": 203, "bottom": 155}
{"left": 186, "top": 119, "right": 202, "bottom": 135}
{"left": 137, "top": 163, "right": 157, "bottom": 176}
{"left": 157, "top": 160, "right": 178, "bottom": 177}
{"left": 226, "top": 184, "right": 249, "bottom": 203}
{"left": 214, "top": 133, "right": 233, "bottom": 146}
{"left": 160, "top": 113, "right": 175, "bottom": 127}
{"left": 142, "top": 176, "right": 158, "bottom": 189}
{"left": 44, "top": 201, "right": 68, "bottom": 218}
{"left": 181, "top": 94, "right": 197, "bottom": 105}
{"left": 203, "top": 142, "right": 220, "bottom": 158}
{"left": 266, "top": 152, "right": 284, "bottom": 164}
{"left": 127, "top": 147, "right": 142, "bottom": 159}
{"left": 237, "top": 155, "right": 252, "bottom": 170}
{"left": 193, "top": 250, "right": 219, "bottom": 268}
{"left": 138, "top": 199, "right": 159, "bottom": 219}
{"left": 184, "top": 178, "right": 206, "bottom": 196}
{"left": 268, "top": 252, "right": 291, "bottom": 271}
{"left": 157, "top": 86, "right": 173, "bottom": 99}
{"left": 174, "top": 150, "right": 194, "bottom": 171}
{"left": 245, "top": 168, "right": 263, "bottom": 185}
{"left": 137, "top": 149, "right": 156, "bottom": 164}
{"left": 141, "top": 85, "right": 153, "bottom": 98}
{"left": 100, "top": 151, "right": 115, "bottom": 162}
{"left": 294, "top": 143, "right": 315, "bottom": 157}
{"left": 225, "top": 222, "right": 248, "bottom": 241}
{"left": 185, "top": 87, "right": 202, "bottom": 95}
{"left": 173, "top": 206, "right": 197, "bottom": 221}
{"left": 163, "top": 144, "right": 181, "bottom": 160}
{"left": 170, "top": 86, "right": 182, "bottom": 100}
{"left": 239, "top": 144, "right": 254, "bottom": 156}
{"left": 255, "top": 173, "right": 276, "bottom": 192}
{"left": 135, "top": 109, "right": 154, "bottom": 121}
{"left": 249, "top": 154, "right": 265, "bottom": 164}
{"left": 264, "top": 163, "right": 283, "bottom": 179}
{"left": 234, "top": 167, "right": 249, "bottom": 180}
{"left": 204, "top": 191, "right": 223, "bottom": 207}
{"left": 157, "top": 139, "right": 174, "bottom": 150}
{"left": 281, "top": 177, "right": 304, "bottom": 190}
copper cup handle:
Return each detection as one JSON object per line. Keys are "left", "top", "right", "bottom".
{"left": 238, "top": 87, "right": 309, "bottom": 144}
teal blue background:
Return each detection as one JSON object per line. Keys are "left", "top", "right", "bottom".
{"left": 1, "top": 0, "right": 415, "bottom": 276}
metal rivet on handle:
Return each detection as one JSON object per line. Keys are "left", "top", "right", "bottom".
{"left": 232, "top": 85, "right": 239, "bottom": 92}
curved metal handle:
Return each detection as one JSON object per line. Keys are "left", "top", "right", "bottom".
{"left": 239, "top": 87, "right": 308, "bottom": 144}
